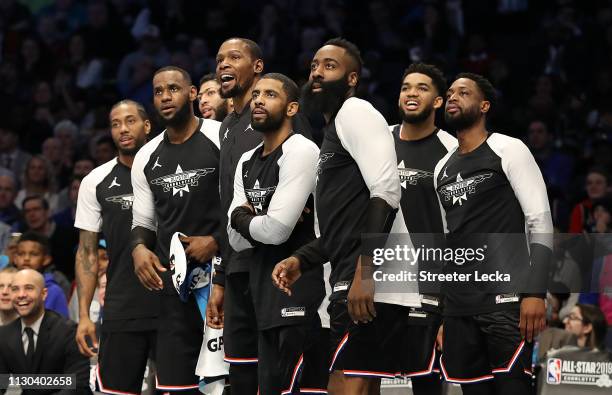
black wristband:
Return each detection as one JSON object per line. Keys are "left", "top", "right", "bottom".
{"left": 130, "top": 226, "right": 156, "bottom": 252}
{"left": 230, "top": 206, "right": 258, "bottom": 245}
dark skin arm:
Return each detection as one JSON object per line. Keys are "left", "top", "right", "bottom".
{"left": 74, "top": 230, "right": 99, "bottom": 357}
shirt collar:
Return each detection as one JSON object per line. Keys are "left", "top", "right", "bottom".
{"left": 21, "top": 311, "right": 45, "bottom": 336}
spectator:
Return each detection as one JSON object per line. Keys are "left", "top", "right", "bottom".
{"left": 72, "top": 156, "right": 95, "bottom": 178}
{"left": 0, "top": 120, "right": 32, "bottom": 182}
{"left": 92, "top": 136, "right": 117, "bottom": 166}
{"left": 568, "top": 168, "right": 609, "bottom": 233}
{"left": 527, "top": 119, "right": 574, "bottom": 193}
{"left": 15, "top": 155, "right": 60, "bottom": 215}
{"left": 0, "top": 169, "right": 21, "bottom": 227}
{"left": 563, "top": 303, "right": 608, "bottom": 350}
{"left": 0, "top": 269, "right": 92, "bottom": 394}
{"left": 20, "top": 196, "right": 78, "bottom": 281}
{"left": 0, "top": 267, "right": 18, "bottom": 326}
{"left": 14, "top": 233, "right": 69, "bottom": 317}
{"left": 41, "top": 137, "right": 71, "bottom": 189}
{"left": 52, "top": 176, "right": 81, "bottom": 228}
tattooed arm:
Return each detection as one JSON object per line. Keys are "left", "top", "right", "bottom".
{"left": 74, "top": 230, "right": 99, "bottom": 357}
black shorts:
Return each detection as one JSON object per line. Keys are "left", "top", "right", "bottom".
{"left": 97, "top": 330, "right": 156, "bottom": 394}
{"left": 155, "top": 282, "right": 204, "bottom": 392}
{"left": 331, "top": 302, "right": 441, "bottom": 378}
{"left": 440, "top": 310, "right": 534, "bottom": 384}
{"left": 257, "top": 318, "right": 328, "bottom": 394}
{"left": 328, "top": 299, "right": 352, "bottom": 372}
{"left": 223, "top": 272, "right": 258, "bottom": 365}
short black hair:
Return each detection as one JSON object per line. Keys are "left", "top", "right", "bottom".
{"left": 199, "top": 73, "right": 219, "bottom": 87}
{"left": 455, "top": 72, "right": 497, "bottom": 109}
{"left": 324, "top": 37, "right": 363, "bottom": 77}
{"left": 22, "top": 195, "right": 49, "bottom": 210}
{"left": 110, "top": 99, "right": 149, "bottom": 121}
{"left": 154, "top": 66, "right": 192, "bottom": 85}
{"left": 260, "top": 73, "right": 300, "bottom": 103}
{"left": 18, "top": 231, "right": 51, "bottom": 256}
{"left": 402, "top": 63, "right": 447, "bottom": 97}
{"left": 222, "top": 37, "right": 263, "bottom": 61}
{"left": 587, "top": 166, "right": 609, "bottom": 184}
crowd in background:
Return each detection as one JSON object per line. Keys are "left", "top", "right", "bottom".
{"left": 0, "top": 0, "right": 611, "bottom": 351}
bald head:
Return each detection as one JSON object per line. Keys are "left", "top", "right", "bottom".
{"left": 14, "top": 269, "right": 45, "bottom": 289}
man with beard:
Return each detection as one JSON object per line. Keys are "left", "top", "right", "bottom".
{"left": 434, "top": 73, "right": 552, "bottom": 395}
{"left": 272, "top": 38, "right": 400, "bottom": 394}
{"left": 130, "top": 66, "right": 221, "bottom": 393}
{"left": 74, "top": 100, "right": 158, "bottom": 394}
{"left": 197, "top": 73, "right": 231, "bottom": 121}
{"left": 335, "top": 63, "right": 456, "bottom": 395}
{"left": 228, "top": 73, "right": 326, "bottom": 394}
{"left": 209, "top": 37, "right": 313, "bottom": 394}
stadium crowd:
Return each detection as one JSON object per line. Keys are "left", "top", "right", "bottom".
{"left": 0, "top": 0, "right": 611, "bottom": 394}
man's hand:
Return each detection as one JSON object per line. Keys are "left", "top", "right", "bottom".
{"left": 241, "top": 202, "right": 255, "bottom": 213}
{"left": 436, "top": 325, "right": 444, "bottom": 351}
{"left": 272, "top": 256, "right": 302, "bottom": 296}
{"left": 179, "top": 235, "right": 218, "bottom": 263}
{"left": 75, "top": 316, "right": 98, "bottom": 357}
{"left": 347, "top": 257, "right": 376, "bottom": 324}
{"left": 132, "top": 244, "right": 165, "bottom": 291}
{"left": 519, "top": 297, "right": 546, "bottom": 342}
{"left": 206, "top": 285, "right": 224, "bottom": 329}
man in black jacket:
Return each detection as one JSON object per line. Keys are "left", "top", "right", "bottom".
{"left": 0, "top": 269, "right": 91, "bottom": 394}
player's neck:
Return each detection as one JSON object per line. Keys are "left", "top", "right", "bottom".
{"left": 118, "top": 153, "right": 135, "bottom": 168}
{"left": 166, "top": 115, "right": 199, "bottom": 144}
{"left": 400, "top": 118, "right": 437, "bottom": 141}
{"left": 456, "top": 122, "right": 488, "bottom": 154}
{"left": 262, "top": 121, "right": 291, "bottom": 156}
{"left": 233, "top": 78, "right": 260, "bottom": 115}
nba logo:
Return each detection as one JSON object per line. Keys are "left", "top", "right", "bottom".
{"left": 547, "top": 358, "right": 561, "bottom": 385}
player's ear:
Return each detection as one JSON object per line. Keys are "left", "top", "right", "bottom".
{"left": 286, "top": 102, "right": 299, "bottom": 117}
{"left": 433, "top": 96, "right": 444, "bottom": 110}
{"left": 481, "top": 100, "right": 490, "bottom": 114}
{"left": 189, "top": 85, "right": 198, "bottom": 101}
{"left": 254, "top": 59, "right": 264, "bottom": 74}
{"left": 144, "top": 119, "right": 152, "bottom": 135}
{"left": 347, "top": 71, "right": 358, "bottom": 88}
{"left": 40, "top": 287, "right": 48, "bottom": 302}
{"left": 42, "top": 254, "right": 52, "bottom": 268}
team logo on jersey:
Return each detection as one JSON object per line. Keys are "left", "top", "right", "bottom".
{"left": 438, "top": 172, "right": 492, "bottom": 206}
{"left": 152, "top": 156, "right": 163, "bottom": 170}
{"left": 105, "top": 194, "right": 134, "bottom": 210}
{"left": 397, "top": 161, "right": 432, "bottom": 188}
{"left": 441, "top": 166, "right": 449, "bottom": 179}
{"left": 316, "top": 152, "right": 335, "bottom": 176}
{"left": 245, "top": 179, "right": 276, "bottom": 214}
{"left": 151, "top": 164, "right": 215, "bottom": 198}
{"left": 244, "top": 124, "right": 254, "bottom": 133}
{"left": 108, "top": 177, "right": 120, "bottom": 189}
{"left": 223, "top": 128, "right": 229, "bottom": 140}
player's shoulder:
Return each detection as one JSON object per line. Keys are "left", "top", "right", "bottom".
{"left": 240, "top": 142, "right": 263, "bottom": 164}
{"left": 283, "top": 133, "right": 319, "bottom": 156}
{"left": 338, "top": 97, "right": 379, "bottom": 118}
{"left": 389, "top": 124, "right": 400, "bottom": 135}
{"left": 487, "top": 132, "right": 530, "bottom": 157}
{"left": 436, "top": 129, "right": 458, "bottom": 152}
{"left": 82, "top": 157, "right": 118, "bottom": 187}
{"left": 199, "top": 117, "right": 221, "bottom": 149}
{"left": 134, "top": 133, "right": 164, "bottom": 162}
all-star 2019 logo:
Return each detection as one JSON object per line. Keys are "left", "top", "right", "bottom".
{"left": 398, "top": 161, "right": 432, "bottom": 188}
{"left": 245, "top": 180, "right": 276, "bottom": 214}
{"left": 151, "top": 164, "right": 215, "bottom": 197}
{"left": 105, "top": 194, "right": 134, "bottom": 210}
{"left": 439, "top": 172, "right": 492, "bottom": 206}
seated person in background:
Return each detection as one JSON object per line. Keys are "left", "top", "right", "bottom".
{"left": 0, "top": 267, "right": 17, "bottom": 325}
{"left": 563, "top": 304, "right": 608, "bottom": 350}
{"left": 14, "top": 232, "right": 69, "bottom": 317}
{"left": 0, "top": 269, "right": 91, "bottom": 395}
